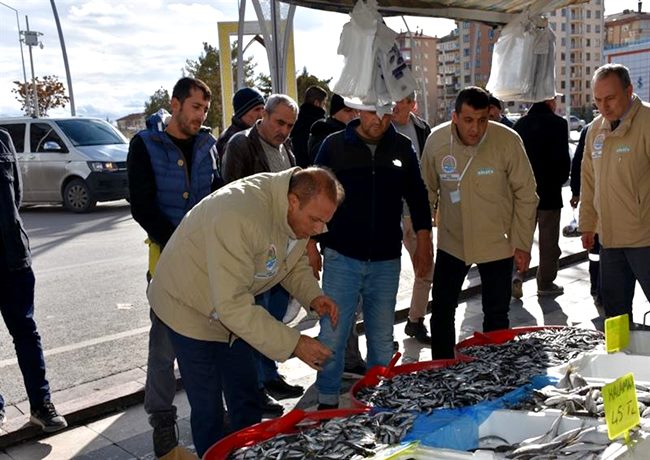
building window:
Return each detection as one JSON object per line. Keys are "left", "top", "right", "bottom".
{"left": 587, "top": 10, "right": 591, "bottom": 19}
{"left": 551, "top": 10, "right": 556, "bottom": 17}
{"left": 463, "top": 34, "right": 470, "bottom": 43}
{"left": 464, "top": 48, "right": 470, "bottom": 56}
{"left": 595, "top": 25, "right": 601, "bottom": 34}
{"left": 465, "top": 75, "right": 471, "bottom": 83}
{"left": 587, "top": 25, "right": 591, "bottom": 33}
{"left": 596, "top": 11, "right": 601, "bottom": 19}
{"left": 586, "top": 80, "right": 590, "bottom": 89}
{"left": 561, "top": 81, "right": 566, "bottom": 89}
{"left": 561, "top": 8, "right": 566, "bottom": 17}
{"left": 586, "top": 52, "right": 591, "bottom": 60}
{"left": 464, "top": 62, "right": 470, "bottom": 70}
{"left": 463, "top": 22, "right": 470, "bottom": 29}
{"left": 586, "top": 38, "right": 591, "bottom": 46}
{"left": 561, "top": 37, "right": 566, "bottom": 46}
{"left": 561, "top": 67, "right": 565, "bottom": 76}
{"left": 561, "top": 23, "right": 566, "bottom": 32}
{"left": 561, "top": 52, "right": 565, "bottom": 61}
{"left": 550, "top": 23, "right": 556, "bottom": 31}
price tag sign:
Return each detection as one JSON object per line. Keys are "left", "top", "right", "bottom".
{"left": 605, "top": 313, "right": 630, "bottom": 353}
{"left": 602, "top": 373, "right": 640, "bottom": 441}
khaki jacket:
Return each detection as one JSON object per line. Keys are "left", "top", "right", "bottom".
{"left": 579, "top": 95, "right": 650, "bottom": 248}
{"left": 420, "top": 121, "right": 538, "bottom": 264}
{"left": 148, "top": 168, "right": 323, "bottom": 362}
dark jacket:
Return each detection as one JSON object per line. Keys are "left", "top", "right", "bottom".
{"left": 0, "top": 129, "right": 31, "bottom": 271}
{"left": 290, "top": 103, "right": 325, "bottom": 168}
{"left": 570, "top": 126, "right": 589, "bottom": 197}
{"left": 307, "top": 117, "right": 347, "bottom": 164}
{"left": 513, "top": 103, "right": 571, "bottom": 209}
{"left": 216, "top": 116, "right": 250, "bottom": 163}
{"left": 222, "top": 122, "right": 295, "bottom": 183}
{"left": 315, "top": 119, "right": 432, "bottom": 261}
{"left": 407, "top": 112, "right": 431, "bottom": 157}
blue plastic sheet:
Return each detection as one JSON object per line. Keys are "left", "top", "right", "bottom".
{"left": 402, "top": 374, "right": 558, "bottom": 451}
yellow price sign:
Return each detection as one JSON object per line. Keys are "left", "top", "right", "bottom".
{"left": 605, "top": 313, "right": 630, "bottom": 353}
{"left": 602, "top": 373, "right": 640, "bottom": 441}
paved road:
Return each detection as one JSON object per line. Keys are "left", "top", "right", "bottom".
{"left": 0, "top": 201, "right": 151, "bottom": 406}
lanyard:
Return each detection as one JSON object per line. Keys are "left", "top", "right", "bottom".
{"left": 449, "top": 133, "right": 476, "bottom": 190}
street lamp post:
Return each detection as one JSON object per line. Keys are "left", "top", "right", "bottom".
{"left": 0, "top": 1, "right": 29, "bottom": 112}
{"left": 22, "top": 16, "right": 43, "bottom": 117}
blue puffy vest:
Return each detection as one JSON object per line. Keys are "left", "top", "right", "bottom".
{"left": 139, "top": 129, "right": 217, "bottom": 227}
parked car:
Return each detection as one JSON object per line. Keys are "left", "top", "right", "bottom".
{"left": 569, "top": 115, "right": 586, "bottom": 131}
{"left": 0, "top": 117, "right": 129, "bottom": 212}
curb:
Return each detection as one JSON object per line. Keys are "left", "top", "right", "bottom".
{"left": 0, "top": 250, "right": 588, "bottom": 449}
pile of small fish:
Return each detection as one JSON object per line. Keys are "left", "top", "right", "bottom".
{"left": 511, "top": 368, "right": 650, "bottom": 418}
{"left": 356, "top": 328, "right": 603, "bottom": 412}
{"left": 356, "top": 358, "right": 545, "bottom": 411}
{"left": 227, "top": 411, "right": 417, "bottom": 459}
{"left": 480, "top": 413, "right": 616, "bottom": 459}
{"left": 461, "top": 328, "right": 605, "bottom": 367}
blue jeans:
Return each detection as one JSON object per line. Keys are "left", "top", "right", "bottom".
{"left": 165, "top": 323, "right": 261, "bottom": 458}
{"left": 0, "top": 266, "right": 50, "bottom": 411}
{"left": 600, "top": 246, "right": 650, "bottom": 318}
{"left": 254, "top": 284, "right": 289, "bottom": 384}
{"left": 316, "top": 248, "right": 400, "bottom": 405}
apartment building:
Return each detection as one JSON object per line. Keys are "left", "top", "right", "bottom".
{"left": 435, "top": 1, "right": 605, "bottom": 121}
{"left": 395, "top": 31, "right": 439, "bottom": 126}
{"left": 604, "top": 3, "right": 650, "bottom": 102}
{"left": 547, "top": 0, "right": 605, "bottom": 118}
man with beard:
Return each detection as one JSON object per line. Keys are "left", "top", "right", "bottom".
{"left": 127, "top": 77, "right": 220, "bottom": 458}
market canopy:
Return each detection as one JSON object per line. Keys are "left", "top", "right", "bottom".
{"left": 282, "top": 0, "right": 590, "bottom": 25}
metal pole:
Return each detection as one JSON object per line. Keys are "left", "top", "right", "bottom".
{"left": 25, "top": 15, "right": 39, "bottom": 117}
{"left": 270, "top": 0, "right": 281, "bottom": 93}
{"left": 50, "top": 0, "right": 75, "bottom": 115}
{"left": 564, "top": 6, "right": 571, "bottom": 125}
{"left": 237, "top": 0, "right": 246, "bottom": 89}
{"left": 0, "top": 2, "right": 29, "bottom": 112}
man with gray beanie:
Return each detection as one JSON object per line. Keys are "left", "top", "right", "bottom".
{"left": 216, "top": 87, "right": 265, "bottom": 163}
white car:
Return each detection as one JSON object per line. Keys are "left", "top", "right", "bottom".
{"left": 569, "top": 115, "right": 586, "bottom": 131}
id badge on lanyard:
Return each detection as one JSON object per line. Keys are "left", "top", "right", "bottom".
{"left": 448, "top": 134, "right": 475, "bottom": 204}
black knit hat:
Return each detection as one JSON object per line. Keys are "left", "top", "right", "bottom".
{"left": 329, "top": 93, "right": 346, "bottom": 116}
{"left": 233, "top": 87, "right": 265, "bottom": 120}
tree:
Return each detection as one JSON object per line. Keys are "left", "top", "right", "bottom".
{"left": 256, "top": 73, "right": 273, "bottom": 98}
{"left": 296, "top": 67, "right": 332, "bottom": 103}
{"left": 144, "top": 87, "right": 171, "bottom": 117}
{"left": 183, "top": 41, "right": 256, "bottom": 130}
{"left": 12, "top": 75, "right": 70, "bottom": 116}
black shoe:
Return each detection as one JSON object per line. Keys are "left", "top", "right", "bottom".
{"left": 260, "top": 390, "right": 284, "bottom": 418}
{"left": 264, "top": 376, "right": 304, "bottom": 400}
{"left": 404, "top": 318, "right": 431, "bottom": 344}
{"left": 0, "top": 406, "right": 5, "bottom": 426}
{"left": 317, "top": 403, "right": 338, "bottom": 410}
{"left": 30, "top": 401, "right": 68, "bottom": 433}
{"left": 342, "top": 363, "right": 367, "bottom": 379}
{"left": 150, "top": 409, "right": 179, "bottom": 458}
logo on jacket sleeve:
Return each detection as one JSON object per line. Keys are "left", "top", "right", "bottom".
{"left": 255, "top": 244, "right": 279, "bottom": 279}
{"left": 592, "top": 134, "right": 605, "bottom": 159}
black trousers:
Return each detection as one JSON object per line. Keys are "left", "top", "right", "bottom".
{"left": 430, "top": 250, "right": 513, "bottom": 359}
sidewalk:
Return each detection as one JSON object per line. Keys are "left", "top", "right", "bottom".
{"left": 2, "top": 195, "right": 649, "bottom": 458}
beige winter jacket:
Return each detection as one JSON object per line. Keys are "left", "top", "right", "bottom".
{"left": 420, "top": 121, "right": 538, "bottom": 264}
{"left": 148, "top": 168, "right": 323, "bottom": 362}
{"left": 580, "top": 95, "right": 650, "bottom": 248}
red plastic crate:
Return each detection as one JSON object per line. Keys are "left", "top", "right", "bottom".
{"left": 202, "top": 407, "right": 370, "bottom": 459}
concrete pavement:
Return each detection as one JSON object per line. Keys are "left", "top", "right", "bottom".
{"left": 2, "top": 194, "right": 650, "bottom": 458}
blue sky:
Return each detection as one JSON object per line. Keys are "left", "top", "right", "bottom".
{"left": 0, "top": 0, "right": 640, "bottom": 121}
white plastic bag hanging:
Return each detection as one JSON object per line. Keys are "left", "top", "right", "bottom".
{"left": 333, "top": 0, "right": 381, "bottom": 98}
